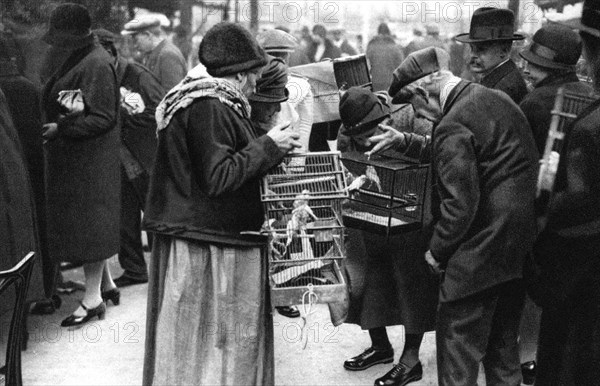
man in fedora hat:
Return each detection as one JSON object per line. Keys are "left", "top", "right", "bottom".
{"left": 531, "top": 1, "right": 600, "bottom": 384}
{"left": 369, "top": 46, "right": 538, "bottom": 385}
{"left": 455, "top": 7, "right": 528, "bottom": 104}
{"left": 121, "top": 15, "right": 186, "bottom": 91}
{"left": 94, "top": 28, "right": 165, "bottom": 289}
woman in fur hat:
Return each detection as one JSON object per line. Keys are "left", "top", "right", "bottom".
{"left": 142, "top": 22, "right": 301, "bottom": 385}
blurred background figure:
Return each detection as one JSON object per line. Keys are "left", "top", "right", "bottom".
{"left": 41, "top": 3, "right": 120, "bottom": 327}
{"left": 94, "top": 28, "right": 165, "bottom": 289}
{"left": 422, "top": 24, "right": 446, "bottom": 50}
{"left": 366, "top": 23, "right": 405, "bottom": 92}
{"left": 307, "top": 24, "right": 341, "bottom": 63}
{"left": 332, "top": 28, "right": 357, "bottom": 57}
{"left": 403, "top": 27, "right": 426, "bottom": 57}
{"left": 275, "top": 25, "right": 310, "bottom": 67}
{"left": 121, "top": 15, "right": 186, "bottom": 91}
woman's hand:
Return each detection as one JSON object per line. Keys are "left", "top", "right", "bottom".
{"left": 42, "top": 123, "right": 59, "bottom": 142}
{"left": 364, "top": 124, "right": 405, "bottom": 158}
{"left": 267, "top": 121, "right": 301, "bottom": 154}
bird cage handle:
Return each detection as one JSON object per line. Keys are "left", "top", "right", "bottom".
{"left": 300, "top": 284, "right": 319, "bottom": 350}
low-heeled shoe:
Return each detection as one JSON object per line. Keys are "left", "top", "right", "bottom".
{"left": 344, "top": 347, "right": 394, "bottom": 371}
{"left": 374, "top": 361, "right": 423, "bottom": 386}
{"left": 61, "top": 301, "right": 106, "bottom": 327}
{"left": 521, "top": 361, "right": 536, "bottom": 385}
{"left": 276, "top": 306, "right": 300, "bottom": 318}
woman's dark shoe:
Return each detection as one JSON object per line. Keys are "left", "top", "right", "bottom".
{"left": 61, "top": 301, "right": 106, "bottom": 327}
{"left": 374, "top": 361, "right": 423, "bottom": 386}
{"left": 521, "top": 361, "right": 536, "bottom": 385}
{"left": 30, "top": 294, "right": 62, "bottom": 315}
{"left": 276, "top": 306, "right": 300, "bottom": 318}
{"left": 101, "top": 288, "right": 121, "bottom": 306}
{"left": 344, "top": 347, "right": 394, "bottom": 371}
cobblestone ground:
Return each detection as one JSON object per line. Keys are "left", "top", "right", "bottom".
{"left": 12, "top": 254, "right": 497, "bottom": 385}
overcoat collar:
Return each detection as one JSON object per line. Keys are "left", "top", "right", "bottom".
{"left": 480, "top": 59, "right": 518, "bottom": 88}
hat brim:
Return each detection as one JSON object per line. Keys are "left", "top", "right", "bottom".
{"left": 554, "top": 18, "right": 600, "bottom": 39}
{"left": 454, "top": 32, "right": 525, "bottom": 43}
{"left": 249, "top": 88, "right": 289, "bottom": 103}
{"left": 519, "top": 49, "right": 575, "bottom": 72}
{"left": 42, "top": 30, "right": 95, "bottom": 49}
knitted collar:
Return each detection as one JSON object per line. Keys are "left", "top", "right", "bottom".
{"left": 156, "top": 65, "right": 251, "bottom": 131}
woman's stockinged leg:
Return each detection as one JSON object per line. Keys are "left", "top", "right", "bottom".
{"left": 71, "top": 260, "right": 106, "bottom": 317}
{"left": 399, "top": 333, "right": 424, "bottom": 367}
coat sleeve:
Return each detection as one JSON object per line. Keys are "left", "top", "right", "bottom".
{"left": 187, "top": 100, "right": 285, "bottom": 197}
{"left": 429, "top": 121, "right": 480, "bottom": 264}
{"left": 57, "top": 60, "right": 118, "bottom": 139}
{"left": 519, "top": 96, "right": 548, "bottom": 154}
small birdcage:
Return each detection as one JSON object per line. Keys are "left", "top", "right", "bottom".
{"left": 333, "top": 54, "right": 372, "bottom": 90}
{"left": 261, "top": 151, "right": 349, "bottom": 306}
{"left": 340, "top": 151, "right": 429, "bottom": 237}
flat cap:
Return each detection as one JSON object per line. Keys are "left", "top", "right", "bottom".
{"left": 388, "top": 47, "right": 449, "bottom": 104}
{"left": 121, "top": 16, "right": 161, "bottom": 36}
{"left": 257, "top": 29, "right": 298, "bottom": 53}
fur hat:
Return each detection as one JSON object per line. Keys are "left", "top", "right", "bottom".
{"left": 388, "top": 47, "right": 450, "bottom": 104}
{"left": 339, "top": 87, "right": 390, "bottom": 136}
{"left": 249, "top": 57, "right": 289, "bottom": 103}
{"left": 199, "top": 22, "right": 268, "bottom": 77}
{"left": 43, "top": 3, "right": 94, "bottom": 49}
{"left": 520, "top": 24, "right": 582, "bottom": 71}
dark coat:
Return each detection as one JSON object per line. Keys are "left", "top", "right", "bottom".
{"left": 0, "top": 61, "right": 56, "bottom": 297}
{"left": 480, "top": 59, "right": 528, "bottom": 104}
{"left": 116, "top": 58, "right": 165, "bottom": 173}
{"left": 519, "top": 72, "right": 593, "bottom": 154}
{"left": 143, "top": 98, "right": 285, "bottom": 247}
{"left": 366, "top": 35, "right": 404, "bottom": 92}
{"left": 144, "top": 40, "right": 187, "bottom": 92}
{"left": 0, "top": 89, "right": 44, "bottom": 305}
{"left": 42, "top": 44, "right": 120, "bottom": 264}
{"left": 533, "top": 98, "right": 600, "bottom": 385}
{"left": 306, "top": 39, "right": 342, "bottom": 63}
{"left": 431, "top": 81, "right": 538, "bottom": 302}
{"left": 338, "top": 105, "right": 438, "bottom": 332}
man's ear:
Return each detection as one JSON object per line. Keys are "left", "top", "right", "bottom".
{"left": 235, "top": 72, "right": 244, "bottom": 82}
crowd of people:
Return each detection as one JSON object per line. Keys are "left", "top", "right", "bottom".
{"left": 1, "top": 1, "right": 599, "bottom": 385}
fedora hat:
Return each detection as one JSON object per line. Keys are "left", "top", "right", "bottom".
{"left": 455, "top": 7, "right": 524, "bottom": 43}
{"left": 557, "top": 0, "right": 600, "bottom": 39}
{"left": 520, "top": 24, "right": 582, "bottom": 71}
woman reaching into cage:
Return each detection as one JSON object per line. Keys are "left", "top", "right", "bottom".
{"left": 336, "top": 86, "right": 437, "bottom": 386}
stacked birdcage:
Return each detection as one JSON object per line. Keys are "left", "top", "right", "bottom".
{"left": 340, "top": 151, "right": 429, "bottom": 238}
{"left": 261, "top": 151, "right": 349, "bottom": 306}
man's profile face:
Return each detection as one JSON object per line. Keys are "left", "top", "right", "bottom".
{"left": 468, "top": 42, "right": 509, "bottom": 74}
{"left": 132, "top": 31, "right": 153, "bottom": 53}
{"left": 409, "top": 87, "right": 442, "bottom": 123}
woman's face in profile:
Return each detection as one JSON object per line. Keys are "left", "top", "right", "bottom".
{"left": 251, "top": 101, "right": 282, "bottom": 125}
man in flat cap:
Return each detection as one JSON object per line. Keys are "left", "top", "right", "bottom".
{"left": 455, "top": 7, "right": 528, "bottom": 104}
{"left": 94, "top": 29, "right": 165, "bottom": 289}
{"left": 370, "top": 47, "right": 538, "bottom": 385}
{"left": 121, "top": 16, "right": 186, "bottom": 91}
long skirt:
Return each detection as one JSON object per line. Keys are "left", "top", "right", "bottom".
{"left": 143, "top": 234, "right": 274, "bottom": 386}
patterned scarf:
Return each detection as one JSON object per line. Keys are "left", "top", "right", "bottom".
{"left": 155, "top": 65, "right": 251, "bottom": 131}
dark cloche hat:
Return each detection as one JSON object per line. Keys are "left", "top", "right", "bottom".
{"left": 520, "top": 24, "right": 582, "bottom": 71}
{"left": 43, "top": 3, "right": 94, "bottom": 49}
{"left": 455, "top": 7, "right": 524, "bottom": 43}
{"left": 558, "top": 0, "right": 600, "bottom": 39}
{"left": 199, "top": 22, "right": 268, "bottom": 77}
{"left": 388, "top": 47, "right": 450, "bottom": 104}
{"left": 249, "top": 57, "right": 289, "bottom": 103}
{"left": 339, "top": 87, "right": 390, "bottom": 135}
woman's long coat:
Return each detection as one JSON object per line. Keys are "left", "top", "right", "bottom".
{"left": 42, "top": 44, "right": 120, "bottom": 264}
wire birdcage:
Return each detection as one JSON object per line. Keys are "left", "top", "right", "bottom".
{"left": 333, "top": 54, "right": 372, "bottom": 90}
{"left": 261, "top": 151, "right": 349, "bottom": 306}
{"left": 340, "top": 151, "right": 429, "bottom": 237}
